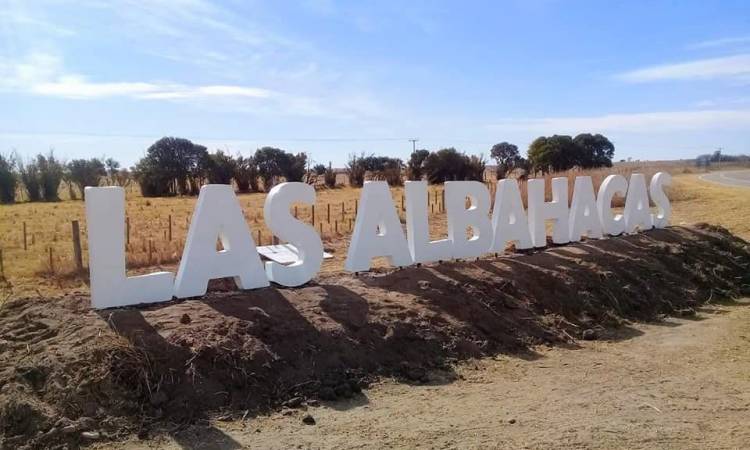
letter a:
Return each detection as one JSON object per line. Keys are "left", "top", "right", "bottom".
{"left": 174, "top": 185, "right": 268, "bottom": 298}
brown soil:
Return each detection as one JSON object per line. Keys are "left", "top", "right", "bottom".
{"left": 1, "top": 224, "right": 748, "bottom": 449}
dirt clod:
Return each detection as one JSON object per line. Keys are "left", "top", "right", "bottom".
{"left": 582, "top": 329, "right": 598, "bottom": 340}
{"left": 302, "top": 414, "right": 316, "bottom": 425}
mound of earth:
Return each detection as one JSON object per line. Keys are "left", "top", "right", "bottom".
{"left": 1, "top": 224, "right": 749, "bottom": 449}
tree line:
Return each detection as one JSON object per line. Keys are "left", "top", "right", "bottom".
{"left": 0, "top": 151, "right": 129, "bottom": 204}
{"left": 0, "top": 132, "right": 617, "bottom": 203}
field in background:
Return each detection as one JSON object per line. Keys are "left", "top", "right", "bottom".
{"left": 0, "top": 160, "right": 747, "bottom": 299}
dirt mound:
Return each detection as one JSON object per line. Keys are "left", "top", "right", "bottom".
{"left": 1, "top": 225, "right": 748, "bottom": 449}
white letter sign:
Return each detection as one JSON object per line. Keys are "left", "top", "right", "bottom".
{"left": 345, "top": 181, "right": 413, "bottom": 272}
{"left": 85, "top": 187, "right": 174, "bottom": 308}
{"left": 173, "top": 185, "right": 268, "bottom": 298}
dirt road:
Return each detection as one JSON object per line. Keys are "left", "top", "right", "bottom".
{"left": 113, "top": 299, "right": 750, "bottom": 450}
{"left": 699, "top": 170, "right": 750, "bottom": 188}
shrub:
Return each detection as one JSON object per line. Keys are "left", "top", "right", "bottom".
{"left": 422, "top": 148, "right": 486, "bottom": 183}
{"left": 37, "top": 152, "right": 64, "bottom": 201}
{"left": 324, "top": 162, "right": 336, "bottom": 188}
{"left": 346, "top": 153, "right": 366, "bottom": 187}
{"left": 67, "top": 158, "right": 106, "bottom": 200}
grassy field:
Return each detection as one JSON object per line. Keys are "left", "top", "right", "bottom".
{"left": 0, "top": 162, "right": 747, "bottom": 299}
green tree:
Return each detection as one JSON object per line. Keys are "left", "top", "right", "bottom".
{"left": 133, "top": 137, "right": 209, "bottom": 196}
{"left": 490, "top": 142, "right": 520, "bottom": 179}
{"left": 573, "top": 133, "right": 615, "bottom": 168}
{"left": 313, "top": 164, "right": 327, "bottom": 175}
{"left": 406, "top": 149, "right": 430, "bottom": 181}
{"left": 234, "top": 155, "right": 258, "bottom": 193}
{"left": 18, "top": 158, "right": 41, "bottom": 202}
{"left": 206, "top": 150, "right": 236, "bottom": 184}
{"left": 254, "top": 147, "right": 286, "bottom": 191}
{"left": 527, "top": 135, "right": 578, "bottom": 174}
{"left": 282, "top": 152, "right": 308, "bottom": 182}
{"left": 0, "top": 153, "right": 18, "bottom": 204}
{"left": 67, "top": 158, "right": 106, "bottom": 200}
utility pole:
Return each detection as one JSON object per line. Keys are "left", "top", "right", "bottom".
{"left": 408, "top": 138, "right": 419, "bottom": 154}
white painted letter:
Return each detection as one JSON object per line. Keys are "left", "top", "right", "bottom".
{"left": 649, "top": 172, "right": 672, "bottom": 229}
{"left": 490, "top": 179, "right": 532, "bottom": 251}
{"left": 85, "top": 187, "right": 174, "bottom": 309}
{"left": 345, "top": 181, "right": 413, "bottom": 272}
{"left": 624, "top": 174, "right": 654, "bottom": 233}
{"left": 405, "top": 181, "right": 451, "bottom": 263}
{"left": 174, "top": 185, "right": 268, "bottom": 298}
{"left": 445, "top": 181, "right": 492, "bottom": 259}
{"left": 264, "top": 182, "right": 323, "bottom": 286}
{"left": 597, "top": 174, "right": 627, "bottom": 236}
{"left": 569, "top": 176, "right": 603, "bottom": 241}
{"left": 527, "top": 177, "right": 570, "bottom": 247}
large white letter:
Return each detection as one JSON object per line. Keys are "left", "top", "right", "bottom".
{"left": 597, "top": 174, "right": 627, "bottom": 236}
{"left": 85, "top": 187, "right": 174, "bottom": 309}
{"left": 174, "top": 185, "right": 268, "bottom": 298}
{"left": 624, "top": 173, "right": 654, "bottom": 233}
{"left": 490, "top": 179, "right": 532, "bottom": 251}
{"left": 527, "top": 177, "right": 570, "bottom": 247}
{"left": 264, "top": 182, "right": 323, "bottom": 286}
{"left": 405, "top": 181, "right": 451, "bottom": 263}
{"left": 569, "top": 176, "right": 603, "bottom": 242}
{"left": 345, "top": 181, "right": 413, "bottom": 272}
{"left": 649, "top": 172, "right": 672, "bottom": 229}
{"left": 445, "top": 181, "right": 492, "bottom": 259}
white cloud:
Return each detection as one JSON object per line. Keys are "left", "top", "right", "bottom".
{"left": 0, "top": 54, "right": 274, "bottom": 101}
{"left": 486, "top": 109, "right": 750, "bottom": 134}
{"left": 689, "top": 36, "right": 750, "bottom": 50}
{"left": 617, "top": 54, "right": 750, "bottom": 83}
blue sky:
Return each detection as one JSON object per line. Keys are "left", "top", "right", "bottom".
{"left": 1, "top": 0, "right": 749, "bottom": 167}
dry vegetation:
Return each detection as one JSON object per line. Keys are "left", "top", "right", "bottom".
{"left": 0, "top": 161, "right": 746, "bottom": 300}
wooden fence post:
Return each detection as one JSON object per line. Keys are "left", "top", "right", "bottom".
{"left": 355, "top": 199, "right": 358, "bottom": 215}
{"left": 168, "top": 214, "right": 172, "bottom": 241}
{"left": 311, "top": 205, "right": 315, "bottom": 226}
{"left": 294, "top": 206, "right": 298, "bottom": 219}
{"left": 23, "top": 222, "right": 27, "bottom": 251}
{"left": 401, "top": 194, "right": 404, "bottom": 211}
{"left": 71, "top": 220, "right": 83, "bottom": 272}
{"left": 257, "top": 229, "right": 261, "bottom": 245}
{"left": 126, "top": 217, "right": 130, "bottom": 246}
{"left": 327, "top": 203, "right": 331, "bottom": 223}
{"left": 341, "top": 201, "right": 345, "bottom": 220}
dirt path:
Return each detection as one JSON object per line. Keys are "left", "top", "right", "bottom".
{"left": 110, "top": 299, "right": 750, "bottom": 450}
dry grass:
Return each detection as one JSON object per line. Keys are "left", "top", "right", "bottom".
{"left": 0, "top": 160, "right": 746, "bottom": 299}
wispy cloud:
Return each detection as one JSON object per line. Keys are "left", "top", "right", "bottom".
{"left": 0, "top": 52, "right": 272, "bottom": 100}
{"left": 617, "top": 54, "right": 750, "bottom": 83}
{"left": 486, "top": 110, "right": 750, "bottom": 133}
{"left": 688, "top": 35, "right": 750, "bottom": 50}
